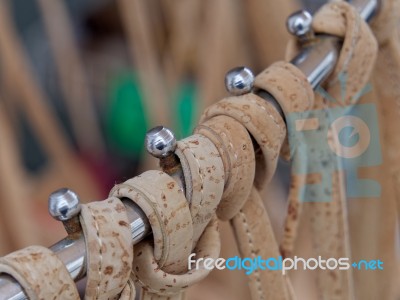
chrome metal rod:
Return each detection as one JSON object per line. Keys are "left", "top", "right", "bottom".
{"left": 288, "top": 0, "right": 379, "bottom": 88}
{"left": 0, "top": 200, "right": 150, "bottom": 300}
{"left": 0, "top": 0, "right": 380, "bottom": 299}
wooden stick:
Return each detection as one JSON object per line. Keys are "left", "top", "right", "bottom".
{"left": 243, "top": 0, "right": 300, "bottom": 66}
{"left": 0, "top": 0, "right": 100, "bottom": 200}
{"left": 0, "top": 102, "right": 38, "bottom": 248}
{"left": 37, "top": 0, "right": 105, "bottom": 157}
{"left": 161, "top": 0, "right": 203, "bottom": 87}
{"left": 197, "top": 0, "right": 250, "bottom": 112}
{"left": 117, "top": 0, "right": 170, "bottom": 128}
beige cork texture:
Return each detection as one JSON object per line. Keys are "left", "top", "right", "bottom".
{"left": 200, "top": 93, "right": 287, "bottom": 189}
{"left": 110, "top": 170, "right": 193, "bottom": 275}
{"left": 174, "top": 134, "right": 225, "bottom": 243}
{"left": 195, "top": 115, "right": 256, "bottom": 221}
{"left": 132, "top": 217, "right": 220, "bottom": 299}
{"left": 80, "top": 197, "right": 133, "bottom": 300}
{"left": 0, "top": 245, "right": 79, "bottom": 299}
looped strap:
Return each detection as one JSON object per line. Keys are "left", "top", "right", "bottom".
{"left": 200, "top": 93, "right": 286, "bottom": 190}
{"left": 0, "top": 245, "right": 79, "bottom": 299}
{"left": 174, "top": 134, "right": 225, "bottom": 236}
{"left": 312, "top": 1, "right": 377, "bottom": 105}
{"left": 253, "top": 61, "right": 315, "bottom": 257}
{"left": 110, "top": 170, "right": 193, "bottom": 274}
{"left": 195, "top": 115, "right": 255, "bottom": 220}
{"left": 132, "top": 217, "right": 220, "bottom": 299}
{"left": 80, "top": 197, "right": 133, "bottom": 299}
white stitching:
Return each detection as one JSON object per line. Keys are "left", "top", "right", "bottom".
{"left": 183, "top": 137, "right": 205, "bottom": 214}
{"left": 88, "top": 206, "right": 103, "bottom": 299}
{"left": 239, "top": 209, "right": 264, "bottom": 300}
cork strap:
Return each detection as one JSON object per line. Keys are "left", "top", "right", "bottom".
{"left": 312, "top": 1, "right": 377, "bottom": 105}
{"left": 351, "top": 0, "right": 400, "bottom": 298}
{"left": 199, "top": 92, "right": 292, "bottom": 300}
{"left": 119, "top": 278, "right": 136, "bottom": 300}
{"left": 110, "top": 170, "right": 194, "bottom": 275}
{"left": 111, "top": 147, "right": 225, "bottom": 300}
{"left": 0, "top": 245, "right": 79, "bottom": 299}
{"left": 195, "top": 115, "right": 255, "bottom": 221}
{"left": 200, "top": 92, "right": 286, "bottom": 189}
{"left": 132, "top": 217, "right": 220, "bottom": 300}
{"left": 254, "top": 62, "right": 314, "bottom": 259}
{"left": 371, "top": 0, "right": 400, "bottom": 220}
{"left": 80, "top": 197, "right": 133, "bottom": 300}
{"left": 311, "top": 3, "right": 377, "bottom": 299}
{"left": 231, "top": 188, "right": 292, "bottom": 300}
{"left": 264, "top": 1, "right": 378, "bottom": 299}
{"left": 175, "top": 134, "right": 225, "bottom": 244}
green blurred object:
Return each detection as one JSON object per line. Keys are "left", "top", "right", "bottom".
{"left": 174, "top": 81, "right": 198, "bottom": 139}
{"left": 105, "top": 72, "right": 148, "bottom": 158}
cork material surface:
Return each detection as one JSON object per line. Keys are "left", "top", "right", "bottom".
{"left": 80, "top": 197, "right": 133, "bottom": 299}
{"left": 0, "top": 245, "right": 79, "bottom": 299}
{"left": 110, "top": 170, "right": 193, "bottom": 275}
{"left": 175, "top": 134, "right": 225, "bottom": 243}
{"left": 232, "top": 188, "right": 292, "bottom": 300}
{"left": 132, "top": 218, "right": 220, "bottom": 299}
{"left": 200, "top": 93, "right": 286, "bottom": 189}
{"left": 195, "top": 115, "right": 255, "bottom": 221}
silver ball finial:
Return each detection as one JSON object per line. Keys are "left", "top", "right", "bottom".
{"left": 224, "top": 66, "right": 254, "bottom": 96}
{"left": 145, "top": 126, "right": 177, "bottom": 158}
{"left": 48, "top": 188, "right": 81, "bottom": 221}
{"left": 286, "top": 10, "right": 313, "bottom": 38}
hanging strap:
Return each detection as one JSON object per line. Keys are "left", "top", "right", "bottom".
{"left": 231, "top": 188, "right": 292, "bottom": 300}
{"left": 269, "top": 1, "right": 378, "bottom": 299}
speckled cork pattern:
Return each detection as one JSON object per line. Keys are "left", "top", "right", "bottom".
{"left": 80, "top": 197, "right": 133, "bottom": 299}
{"left": 232, "top": 188, "right": 292, "bottom": 300}
{"left": 174, "top": 134, "right": 225, "bottom": 244}
{"left": 270, "top": 2, "right": 379, "bottom": 299}
{"left": 195, "top": 115, "right": 256, "bottom": 221}
{"left": 196, "top": 86, "right": 294, "bottom": 300}
{"left": 253, "top": 61, "right": 315, "bottom": 260}
{"left": 0, "top": 245, "right": 79, "bottom": 299}
{"left": 200, "top": 93, "right": 286, "bottom": 189}
{"left": 355, "top": 0, "right": 400, "bottom": 298}
{"left": 110, "top": 170, "right": 194, "bottom": 275}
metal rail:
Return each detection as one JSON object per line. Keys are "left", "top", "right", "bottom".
{"left": 0, "top": 0, "right": 380, "bottom": 298}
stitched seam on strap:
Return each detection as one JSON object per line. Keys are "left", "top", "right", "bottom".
{"left": 248, "top": 98, "right": 284, "bottom": 136}
{"left": 182, "top": 149, "right": 194, "bottom": 202}
{"left": 195, "top": 125, "right": 232, "bottom": 188}
{"left": 184, "top": 139, "right": 205, "bottom": 215}
{"left": 115, "top": 183, "right": 169, "bottom": 265}
{"left": 239, "top": 210, "right": 264, "bottom": 300}
{"left": 88, "top": 207, "right": 103, "bottom": 299}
